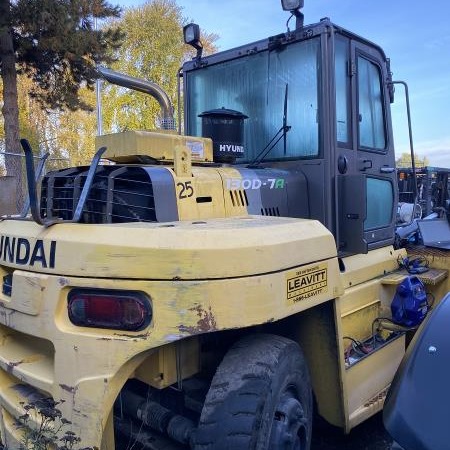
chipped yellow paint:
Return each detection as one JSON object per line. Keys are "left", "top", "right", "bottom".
{"left": 0, "top": 207, "right": 447, "bottom": 447}
{"left": 173, "top": 144, "right": 192, "bottom": 177}
{"left": 0, "top": 215, "right": 342, "bottom": 448}
{"left": 0, "top": 217, "right": 337, "bottom": 279}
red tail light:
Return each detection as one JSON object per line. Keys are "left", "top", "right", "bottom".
{"left": 68, "top": 289, "right": 152, "bottom": 331}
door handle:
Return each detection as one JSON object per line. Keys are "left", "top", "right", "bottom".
{"left": 380, "top": 166, "right": 395, "bottom": 173}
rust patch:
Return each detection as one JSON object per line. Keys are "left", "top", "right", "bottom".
{"left": 179, "top": 305, "right": 218, "bottom": 335}
{"left": 114, "top": 332, "right": 149, "bottom": 340}
{"left": 7, "top": 360, "right": 24, "bottom": 372}
{"left": 58, "top": 277, "right": 69, "bottom": 287}
{"left": 98, "top": 336, "right": 128, "bottom": 341}
{"left": 6, "top": 354, "right": 43, "bottom": 373}
{"left": 60, "top": 384, "right": 78, "bottom": 394}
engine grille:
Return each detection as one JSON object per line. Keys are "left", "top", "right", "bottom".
{"left": 41, "top": 166, "right": 158, "bottom": 223}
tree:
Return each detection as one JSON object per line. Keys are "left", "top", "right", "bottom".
{"left": 0, "top": 0, "right": 123, "bottom": 207}
{"left": 396, "top": 152, "right": 430, "bottom": 168}
{"left": 102, "top": 0, "right": 217, "bottom": 133}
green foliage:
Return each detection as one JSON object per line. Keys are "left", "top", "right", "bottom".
{"left": 8, "top": 0, "right": 123, "bottom": 111}
{"left": 102, "top": 0, "right": 217, "bottom": 132}
{"left": 396, "top": 152, "right": 430, "bottom": 168}
{"left": 1, "top": 0, "right": 218, "bottom": 172}
{"left": 0, "top": 0, "right": 123, "bottom": 202}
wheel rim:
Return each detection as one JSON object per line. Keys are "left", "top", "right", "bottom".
{"left": 269, "top": 389, "right": 308, "bottom": 450}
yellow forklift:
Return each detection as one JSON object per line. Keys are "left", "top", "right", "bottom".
{"left": 0, "top": 1, "right": 448, "bottom": 448}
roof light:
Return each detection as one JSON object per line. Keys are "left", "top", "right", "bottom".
{"left": 68, "top": 289, "right": 152, "bottom": 331}
{"left": 183, "top": 23, "right": 203, "bottom": 60}
{"left": 281, "top": 0, "right": 304, "bottom": 11}
{"left": 281, "top": 0, "right": 305, "bottom": 30}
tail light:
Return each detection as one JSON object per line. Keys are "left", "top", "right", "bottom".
{"left": 68, "top": 289, "right": 152, "bottom": 331}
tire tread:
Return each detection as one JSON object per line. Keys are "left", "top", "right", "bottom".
{"left": 192, "top": 334, "right": 311, "bottom": 450}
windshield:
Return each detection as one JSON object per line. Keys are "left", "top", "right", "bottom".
{"left": 185, "top": 37, "right": 321, "bottom": 163}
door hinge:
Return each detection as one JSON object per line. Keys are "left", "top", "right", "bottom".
{"left": 348, "top": 60, "right": 356, "bottom": 77}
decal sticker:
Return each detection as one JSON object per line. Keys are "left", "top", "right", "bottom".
{"left": 0, "top": 235, "right": 56, "bottom": 268}
{"left": 177, "top": 181, "right": 194, "bottom": 199}
{"left": 186, "top": 141, "right": 204, "bottom": 160}
{"left": 286, "top": 263, "right": 328, "bottom": 305}
{"left": 226, "top": 178, "right": 285, "bottom": 190}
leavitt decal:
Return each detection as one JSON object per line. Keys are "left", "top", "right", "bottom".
{"left": 286, "top": 263, "right": 328, "bottom": 305}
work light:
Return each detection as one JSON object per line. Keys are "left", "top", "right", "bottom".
{"left": 281, "top": 0, "right": 304, "bottom": 11}
{"left": 183, "top": 23, "right": 200, "bottom": 46}
{"left": 183, "top": 23, "right": 203, "bottom": 60}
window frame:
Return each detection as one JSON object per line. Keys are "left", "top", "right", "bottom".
{"left": 356, "top": 50, "right": 388, "bottom": 154}
{"left": 335, "top": 35, "right": 352, "bottom": 149}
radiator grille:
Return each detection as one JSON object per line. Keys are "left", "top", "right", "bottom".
{"left": 229, "top": 189, "right": 248, "bottom": 207}
{"left": 41, "top": 166, "right": 157, "bottom": 223}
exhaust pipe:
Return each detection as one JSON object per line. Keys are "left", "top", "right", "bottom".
{"left": 97, "top": 66, "right": 175, "bottom": 130}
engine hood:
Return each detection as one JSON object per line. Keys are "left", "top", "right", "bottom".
{"left": 0, "top": 216, "right": 337, "bottom": 280}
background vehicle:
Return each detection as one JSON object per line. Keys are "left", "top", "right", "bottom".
{"left": 0, "top": 1, "right": 448, "bottom": 449}
{"left": 397, "top": 166, "right": 450, "bottom": 224}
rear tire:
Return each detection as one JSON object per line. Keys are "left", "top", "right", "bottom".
{"left": 192, "top": 333, "right": 312, "bottom": 450}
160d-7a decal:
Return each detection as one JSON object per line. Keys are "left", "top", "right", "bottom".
{"left": 0, "top": 236, "right": 56, "bottom": 268}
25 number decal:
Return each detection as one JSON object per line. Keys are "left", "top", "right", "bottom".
{"left": 177, "top": 181, "right": 194, "bottom": 199}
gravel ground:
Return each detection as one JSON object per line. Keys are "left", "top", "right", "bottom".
{"left": 312, "top": 412, "right": 393, "bottom": 450}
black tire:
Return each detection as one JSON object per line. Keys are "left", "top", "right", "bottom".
{"left": 192, "top": 334, "right": 312, "bottom": 450}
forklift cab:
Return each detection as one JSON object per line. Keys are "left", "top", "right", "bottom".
{"left": 183, "top": 17, "right": 398, "bottom": 256}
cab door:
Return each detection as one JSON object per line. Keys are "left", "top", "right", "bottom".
{"left": 337, "top": 34, "right": 398, "bottom": 254}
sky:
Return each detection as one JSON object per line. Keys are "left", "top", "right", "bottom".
{"left": 119, "top": 0, "right": 450, "bottom": 167}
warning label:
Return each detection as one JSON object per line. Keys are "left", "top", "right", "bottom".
{"left": 287, "top": 263, "right": 328, "bottom": 304}
{"left": 187, "top": 141, "right": 205, "bottom": 160}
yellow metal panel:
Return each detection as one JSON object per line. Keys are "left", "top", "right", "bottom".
{"left": 174, "top": 167, "right": 228, "bottom": 220}
{"left": 340, "top": 280, "right": 382, "bottom": 343}
{"left": 0, "top": 258, "right": 342, "bottom": 448}
{"left": 135, "top": 338, "right": 199, "bottom": 389}
{"left": 0, "top": 217, "right": 338, "bottom": 280}
{"left": 173, "top": 144, "right": 192, "bottom": 177}
{"left": 217, "top": 167, "right": 248, "bottom": 217}
{"left": 96, "top": 131, "right": 213, "bottom": 162}
{"left": 295, "top": 302, "right": 345, "bottom": 429}
{"left": 8, "top": 270, "right": 48, "bottom": 315}
{"left": 346, "top": 335, "right": 405, "bottom": 429}
{"left": 339, "top": 280, "right": 381, "bottom": 317}
{"left": 340, "top": 246, "right": 406, "bottom": 288}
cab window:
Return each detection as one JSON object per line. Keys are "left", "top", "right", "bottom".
{"left": 358, "top": 56, "right": 386, "bottom": 151}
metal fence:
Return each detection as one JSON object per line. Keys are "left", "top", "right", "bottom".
{"left": 0, "top": 151, "right": 69, "bottom": 215}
